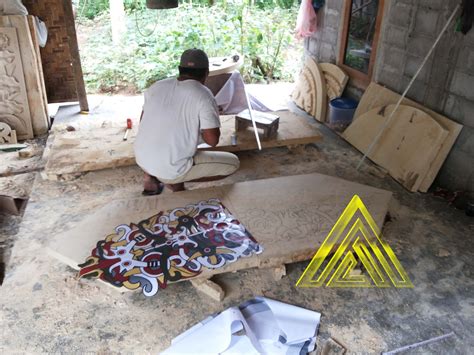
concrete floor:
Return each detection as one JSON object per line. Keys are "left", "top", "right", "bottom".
{"left": 0, "top": 98, "right": 473, "bottom": 354}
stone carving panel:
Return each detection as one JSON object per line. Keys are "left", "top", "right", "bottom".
{"left": 0, "top": 27, "right": 33, "bottom": 139}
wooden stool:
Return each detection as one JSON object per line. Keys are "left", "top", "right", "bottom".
{"left": 235, "top": 110, "right": 280, "bottom": 139}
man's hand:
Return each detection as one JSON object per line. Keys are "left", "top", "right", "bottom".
{"left": 201, "top": 128, "right": 220, "bottom": 147}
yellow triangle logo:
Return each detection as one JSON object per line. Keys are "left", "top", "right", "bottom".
{"left": 296, "top": 195, "right": 413, "bottom": 288}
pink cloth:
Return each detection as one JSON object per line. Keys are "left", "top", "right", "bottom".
{"left": 295, "top": 0, "right": 317, "bottom": 39}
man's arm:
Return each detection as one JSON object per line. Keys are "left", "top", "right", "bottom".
{"left": 201, "top": 128, "right": 220, "bottom": 147}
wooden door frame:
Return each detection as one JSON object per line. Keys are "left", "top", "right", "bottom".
{"left": 337, "top": 0, "right": 385, "bottom": 89}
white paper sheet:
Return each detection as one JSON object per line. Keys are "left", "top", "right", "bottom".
{"left": 214, "top": 72, "right": 273, "bottom": 114}
{"left": 161, "top": 297, "right": 321, "bottom": 355}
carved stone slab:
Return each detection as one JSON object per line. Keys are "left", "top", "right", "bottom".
{"left": 292, "top": 57, "right": 327, "bottom": 122}
{"left": 343, "top": 104, "right": 449, "bottom": 192}
{"left": 48, "top": 173, "right": 392, "bottom": 284}
{"left": 43, "top": 111, "right": 322, "bottom": 180}
{"left": 320, "top": 63, "right": 349, "bottom": 100}
{"left": 0, "top": 121, "right": 17, "bottom": 143}
{"left": 0, "top": 27, "right": 33, "bottom": 139}
{"left": 0, "top": 16, "right": 49, "bottom": 136}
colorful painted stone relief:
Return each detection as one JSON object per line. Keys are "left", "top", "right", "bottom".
{"left": 79, "top": 199, "right": 262, "bottom": 296}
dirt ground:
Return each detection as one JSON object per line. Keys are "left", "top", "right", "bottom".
{"left": 0, "top": 102, "right": 473, "bottom": 354}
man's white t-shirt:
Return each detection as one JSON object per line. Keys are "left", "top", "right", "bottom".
{"left": 134, "top": 78, "right": 220, "bottom": 180}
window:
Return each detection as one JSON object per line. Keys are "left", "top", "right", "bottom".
{"left": 338, "top": 0, "right": 385, "bottom": 88}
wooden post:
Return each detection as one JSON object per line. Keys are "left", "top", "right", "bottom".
{"left": 62, "top": 0, "right": 89, "bottom": 112}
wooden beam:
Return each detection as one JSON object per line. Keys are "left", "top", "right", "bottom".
{"left": 62, "top": 0, "right": 89, "bottom": 112}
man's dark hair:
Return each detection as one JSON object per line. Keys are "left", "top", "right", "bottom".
{"left": 178, "top": 66, "right": 208, "bottom": 81}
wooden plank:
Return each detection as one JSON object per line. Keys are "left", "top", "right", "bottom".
{"left": 354, "top": 82, "right": 463, "bottom": 192}
{"left": 47, "top": 173, "right": 392, "bottom": 284}
{"left": 343, "top": 104, "right": 449, "bottom": 192}
{"left": 320, "top": 63, "right": 349, "bottom": 100}
{"left": 43, "top": 111, "right": 322, "bottom": 180}
{"left": 205, "top": 111, "right": 321, "bottom": 152}
{"left": 61, "top": 0, "right": 89, "bottom": 112}
{"left": 0, "top": 26, "right": 33, "bottom": 140}
{"left": 1, "top": 16, "right": 49, "bottom": 136}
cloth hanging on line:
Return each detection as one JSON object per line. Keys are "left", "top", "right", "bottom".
{"left": 162, "top": 297, "right": 321, "bottom": 354}
{"left": 295, "top": 0, "right": 318, "bottom": 39}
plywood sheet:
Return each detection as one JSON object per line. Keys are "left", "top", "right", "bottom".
{"left": 48, "top": 173, "right": 392, "bottom": 283}
{"left": 292, "top": 57, "right": 327, "bottom": 122}
{"left": 343, "top": 104, "right": 449, "bottom": 192}
{"left": 354, "top": 82, "right": 463, "bottom": 192}
{"left": 0, "top": 16, "right": 49, "bottom": 136}
{"left": 0, "top": 26, "right": 33, "bottom": 140}
{"left": 320, "top": 63, "right": 348, "bottom": 100}
{"left": 43, "top": 111, "right": 322, "bottom": 180}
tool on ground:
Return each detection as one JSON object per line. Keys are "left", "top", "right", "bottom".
{"left": 236, "top": 110, "right": 280, "bottom": 140}
{"left": 382, "top": 331, "right": 455, "bottom": 355}
{"left": 123, "top": 118, "right": 132, "bottom": 141}
{"left": 356, "top": 4, "right": 461, "bottom": 170}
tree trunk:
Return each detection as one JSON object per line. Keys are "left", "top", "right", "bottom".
{"left": 110, "top": 0, "right": 126, "bottom": 45}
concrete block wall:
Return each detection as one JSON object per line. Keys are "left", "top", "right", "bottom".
{"left": 304, "top": 0, "right": 344, "bottom": 63}
{"left": 375, "top": 0, "right": 474, "bottom": 193}
{"left": 305, "top": 0, "right": 474, "bottom": 193}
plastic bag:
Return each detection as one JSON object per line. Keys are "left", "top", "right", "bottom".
{"left": 295, "top": 0, "right": 317, "bottom": 39}
{"left": 0, "top": 0, "right": 28, "bottom": 15}
{"left": 35, "top": 17, "right": 48, "bottom": 47}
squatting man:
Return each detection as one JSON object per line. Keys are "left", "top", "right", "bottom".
{"left": 134, "top": 49, "right": 240, "bottom": 195}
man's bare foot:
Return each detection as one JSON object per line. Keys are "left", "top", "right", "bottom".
{"left": 165, "top": 183, "right": 185, "bottom": 192}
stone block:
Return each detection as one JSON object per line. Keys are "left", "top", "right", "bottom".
{"left": 449, "top": 71, "right": 474, "bottom": 101}
{"left": 456, "top": 45, "right": 474, "bottom": 75}
{"left": 377, "top": 67, "right": 402, "bottom": 92}
{"left": 404, "top": 54, "right": 432, "bottom": 82}
{"left": 443, "top": 94, "right": 474, "bottom": 128}
{"left": 383, "top": 25, "right": 408, "bottom": 49}
{"left": 424, "top": 86, "right": 447, "bottom": 112}
{"left": 402, "top": 76, "right": 427, "bottom": 103}
{"left": 389, "top": 2, "right": 413, "bottom": 28}
{"left": 326, "top": 0, "right": 343, "bottom": 11}
{"left": 435, "top": 148, "right": 474, "bottom": 192}
{"left": 433, "top": 34, "right": 461, "bottom": 62}
{"left": 320, "top": 42, "right": 336, "bottom": 62}
{"left": 428, "top": 60, "right": 452, "bottom": 89}
{"left": 322, "top": 28, "right": 338, "bottom": 46}
{"left": 419, "top": 0, "right": 444, "bottom": 10}
{"left": 324, "top": 9, "right": 341, "bottom": 30}
{"left": 454, "top": 126, "right": 474, "bottom": 155}
{"left": 307, "top": 37, "right": 320, "bottom": 56}
{"left": 383, "top": 46, "right": 406, "bottom": 71}
{"left": 414, "top": 7, "right": 440, "bottom": 35}
{"left": 407, "top": 35, "right": 434, "bottom": 57}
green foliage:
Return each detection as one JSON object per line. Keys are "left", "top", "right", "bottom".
{"left": 78, "top": 2, "right": 300, "bottom": 93}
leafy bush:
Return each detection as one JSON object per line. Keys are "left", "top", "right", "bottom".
{"left": 77, "top": 2, "right": 301, "bottom": 93}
